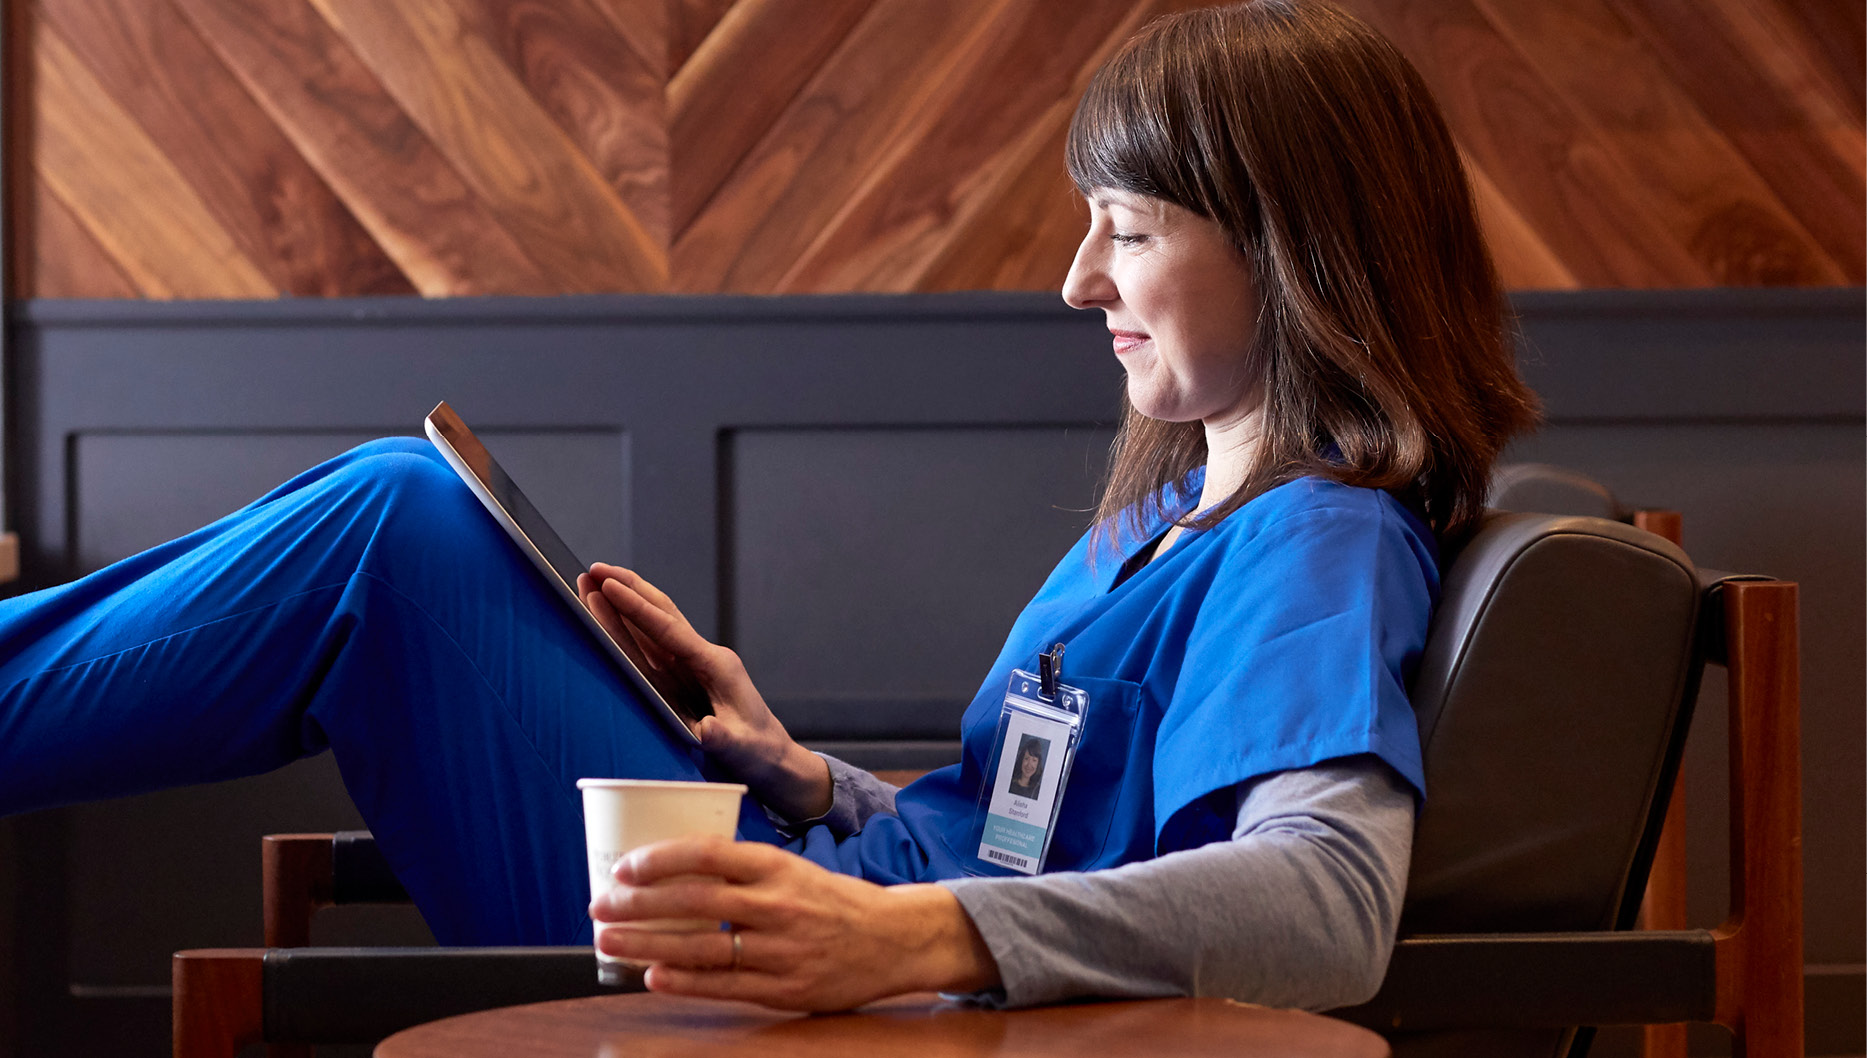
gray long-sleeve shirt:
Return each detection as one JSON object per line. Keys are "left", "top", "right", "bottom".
{"left": 791, "top": 753, "right": 1414, "bottom": 1011}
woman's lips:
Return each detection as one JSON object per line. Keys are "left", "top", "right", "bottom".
{"left": 1110, "top": 330, "right": 1149, "bottom": 354}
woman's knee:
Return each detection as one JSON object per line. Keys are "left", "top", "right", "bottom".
{"left": 344, "top": 435, "right": 445, "bottom": 466}
{"left": 321, "top": 438, "right": 521, "bottom": 581}
{"left": 331, "top": 438, "right": 459, "bottom": 504}
{"left": 280, "top": 439, "right": 484, "bottom": 567}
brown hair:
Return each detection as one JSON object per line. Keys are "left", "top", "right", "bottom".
{"left": 1068, "top": 0, "right": 1539, "bottom": 547}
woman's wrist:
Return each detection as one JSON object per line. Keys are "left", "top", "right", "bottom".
{"left": 889, "top": 884, "right": 1000, "bottom": 995}
{"left": 741, "top": 741, "right": 830, "bottom": 823}
{"left": 776, "top": 743, "right": 834, "bottom": 821}
{"left": 695, "top": 716, "right": 832, "bottom": 821}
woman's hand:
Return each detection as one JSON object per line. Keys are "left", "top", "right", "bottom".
{"left": 576, "top": 563, "right": 832, "bottom": 820}
{"left": 590, "top": 836, "right": 999, "bottom": 1011}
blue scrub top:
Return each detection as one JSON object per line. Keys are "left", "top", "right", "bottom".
{"left": 796, "top": 472, "right": 1438, "bottom": 884}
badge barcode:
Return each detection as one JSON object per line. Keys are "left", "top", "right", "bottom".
{"left": 985, "top": 848, "right": 1031, "bottom": 869}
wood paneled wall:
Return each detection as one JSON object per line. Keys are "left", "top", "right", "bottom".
{"left": 10, "top": 0, "right": 1863, "bottom": 298}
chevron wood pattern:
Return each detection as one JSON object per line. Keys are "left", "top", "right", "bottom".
{"left": 13, "top": 0, "right": 1864, "bottom": 298}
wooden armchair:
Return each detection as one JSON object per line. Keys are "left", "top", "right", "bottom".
{"left": 1334, "top": 519, "right": 1798, "bottom": 1058}
{"left": 174, "top": 513, "right": 1802, "bottom": 1058}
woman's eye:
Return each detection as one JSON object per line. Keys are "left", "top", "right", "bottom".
{"left": 1111, "top": 231, "right": 1147, "bottom": 246}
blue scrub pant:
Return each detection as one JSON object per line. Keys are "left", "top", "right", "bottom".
{"left": 0, "top": 438, "right": 794, "bottom": 945}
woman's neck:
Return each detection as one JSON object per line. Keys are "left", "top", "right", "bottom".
{"left": 1150, "top": 408, "right": 1264, "bottom": 565}
{"left": 1195, "top": 408, "right": 1264, "bottom": 515}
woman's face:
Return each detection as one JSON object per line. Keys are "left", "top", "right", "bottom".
{"left": 1062, "top": 190, "right": 1262, "bottom": 429}
{"left": 1017, "top": 750, "right": 1040, "bottom": 783}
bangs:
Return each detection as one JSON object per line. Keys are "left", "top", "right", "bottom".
{"left": 1065, "top": 25, "right": 1200, "bottom": 212}
{"left": 1065, "top": 11, "right": 1253, "bottom": 226}
{"left": 1065, "top": 61, "right": 1157, "bottom": 197}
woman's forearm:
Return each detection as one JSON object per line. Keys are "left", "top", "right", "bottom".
{"left": 937, "top": 757, "right": 1414, "bottom": 1010}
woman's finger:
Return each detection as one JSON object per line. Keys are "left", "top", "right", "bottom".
{"left": 581, "top": 567, "right": 676, "bottom": 630}
{"left": 598, "top": 578, "right": 717, "bottom": 666}
{"left": 581, "top": 584, "right": 628, "bottom": 641}
{"left": 593, "top": 880, "right": 769, "bottom": 928}
{"left": 599, "top": 925, "right": 755, "bottom": 971}
{"left": 644, "top": 965, "right": 797, "bottom": 1005}
{"left": 583, "top": 589, "right": 671, "bottom": 672}
{"left": 614, "top": 836, "right": 784, "bottom": 887}
{"left": 589, "top": 563, "right": 691, "bottom": 623}
{"left": 598, "top": 590, "right": 674, "bottom": 670}
{"left": 598, "top": 587, "right": 702, "bottom": 674}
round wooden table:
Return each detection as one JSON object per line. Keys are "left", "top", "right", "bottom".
{"left": 375, "top": 991, "right": 1390, "bottom": 1058}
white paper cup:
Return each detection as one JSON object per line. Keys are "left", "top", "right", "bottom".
{"left": 577, "top": 778, "right": 746, "bottom": 985}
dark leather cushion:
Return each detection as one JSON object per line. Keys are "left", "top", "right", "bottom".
{"left": 1403, "top": 513, "right": 1700, "bottom": 935}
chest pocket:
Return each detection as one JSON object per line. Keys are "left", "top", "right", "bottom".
{"left": 1034, "top": 675, "right": 1147, "bottom": 872}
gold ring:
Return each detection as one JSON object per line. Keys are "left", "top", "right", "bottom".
{"left": 729, "top": 930, "right": 743, "bottom": 971}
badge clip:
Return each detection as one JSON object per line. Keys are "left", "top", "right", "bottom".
{"left": 1038, "top": 642, "right": 1065, "bottom": 699}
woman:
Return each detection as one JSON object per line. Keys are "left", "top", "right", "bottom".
{"left": 576, "top": 0, "right": 1532, "bottom": 1010}
{"left": 0, "top": 0, "right": 1535, "bottom": 1014}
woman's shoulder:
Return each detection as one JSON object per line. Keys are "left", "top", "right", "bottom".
{"left": 1231, "top": 476, "right": 1432, "bottom": 543}
{"left": 1193, "top": 477, "right": 1440, "bottom": 588}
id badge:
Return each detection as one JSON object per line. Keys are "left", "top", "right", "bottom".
{"left": 968, "top": 646, "right": 1087, "bottom": 875}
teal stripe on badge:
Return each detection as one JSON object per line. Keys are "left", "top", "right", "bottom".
{"left": 984, "top": 814, "right": 1045, "bottom": 855}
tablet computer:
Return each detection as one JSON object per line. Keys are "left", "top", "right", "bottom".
{"left": 424, "top": 401, "right": 707, "bottom": 746}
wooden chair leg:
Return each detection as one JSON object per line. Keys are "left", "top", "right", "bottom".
{"left": 173, "top": 950, "right": 263, "bottom": 1058}
{"left": 1632, "top": 510, "right": 1689, "bottom": 1058}
{"left": 1711, "top": 582, "right": 1803, "bottom": 1058}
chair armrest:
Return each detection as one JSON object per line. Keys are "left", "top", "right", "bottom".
{"left": 1333, "top": 930, "right": 1716, "bottom": 1031}
{"left": 174, "top": 946, "right": 637, "bottom": 1055}
{"left": 184, "top": 931, "right": 1717, "bottom": 1054}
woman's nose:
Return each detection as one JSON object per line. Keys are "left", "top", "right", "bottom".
{"left": 1061, "top": 234, "right": 1114, "bottom": 310}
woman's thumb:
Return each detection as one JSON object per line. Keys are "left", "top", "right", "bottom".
{"left": 696, "top": 714, "right": 730, "bottom": 750}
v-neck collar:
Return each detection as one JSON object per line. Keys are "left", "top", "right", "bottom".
{"left": 1108, "top": 529, "right": 1168, "bottom": 592}
{"left": 1104, "top": 467, "right": 1209, "bottom": 594}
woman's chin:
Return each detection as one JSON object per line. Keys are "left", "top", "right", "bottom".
{"left": 1124, "top": 384, "right": 1198, "bottom": 425}
{"left": 1123, "top": 378, "right": 1165, "bottom": 418}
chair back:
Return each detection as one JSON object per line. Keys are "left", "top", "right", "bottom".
{"left": 1395, "top": 512, "right": 1702, "bottom": 1057}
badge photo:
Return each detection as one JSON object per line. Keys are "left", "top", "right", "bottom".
{"left": 1006, "top": 734, "right": 1050, "bottom": 799}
